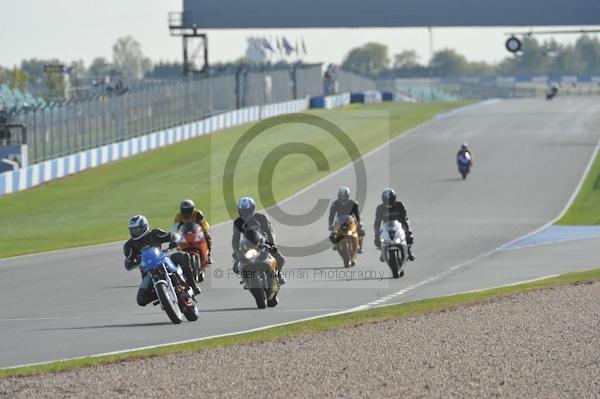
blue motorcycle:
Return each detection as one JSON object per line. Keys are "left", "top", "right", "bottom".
{"left": 457, "top": 152, "right": 472, "bottom": 180}
{"left": 140, "top": 246, "right": 200, "bottom": 324}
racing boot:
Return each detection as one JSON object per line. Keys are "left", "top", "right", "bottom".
{"left": 278, "top": 271, "right": 286, "bottom": 285}
{"left": 182, "top": 264, "right": 201, "bottom": 295}
{"left": 408, "top": 246, "right": 415, "bottom": 261}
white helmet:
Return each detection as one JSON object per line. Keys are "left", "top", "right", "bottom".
{"left": 337, "top": 186, "right": 350, "bottom": 205}
{"left": 128, "top": 215, "right": 149, "bottom": 240}
{"left": 237, "top": 197, "right": 256, "bottom": 221}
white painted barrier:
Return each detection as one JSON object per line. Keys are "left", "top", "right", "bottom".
{"left": 0, "top": 98, "right": 309, "bottom": 196}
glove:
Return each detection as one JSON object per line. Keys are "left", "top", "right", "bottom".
{"left": 374, "top": 237, "right": 381, "bottom": 249}
{"left": 124, "top": 259, "right": 138, "bottom": 271}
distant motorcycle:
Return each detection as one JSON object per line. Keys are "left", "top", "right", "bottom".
{"left": 331, "top": 215, "right": 360, "bottom": 268}
{"left": 457, "top": 152, "right": 472, "bottom": 180}
{"left": 176, "top": 223, "right": 209, "bottom": 283}
{"left": 546, "top": 86, "right": 558, "bottom": 101}
{"left": 379, "top": 221, "right": 408, "bottom": 278}
{"left": 236, "top": 230, "right": 280, "bottom": 309}
{"left": 139, "top": 245, "right": 200, "bottom": 324}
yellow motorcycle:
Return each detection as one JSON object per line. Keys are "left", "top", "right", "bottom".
{"left": 331, "top": 215, "right": 360, "bottom": 268}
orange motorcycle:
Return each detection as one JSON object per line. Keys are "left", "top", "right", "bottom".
{"left": 177, "top": 223, "right": 209, "bottom": 283}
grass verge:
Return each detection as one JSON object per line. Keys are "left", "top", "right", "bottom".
{"left": 0, "top": 101, "right": 471, "bottom": 258}
{"left": 558, "top": 142, "right": 600, "bottom": 224}
{"left": 1, "top": 267, "right": 598, "bottom": 379}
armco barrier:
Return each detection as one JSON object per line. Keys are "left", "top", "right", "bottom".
{"left": 324, "top": 93, "right": 351, "bottom": 109}
{"left": 309, "top": 93, "right": 352, "bottom": 109}
{"left": 350, "top": 91, "right": 383, "bottom": 104}
{"left": 0, "top": 98, "right": 309, "bottom": 197}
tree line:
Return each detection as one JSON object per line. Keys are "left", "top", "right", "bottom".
{"left": 342, "top": 35, "right": 600, "bottom": 78}
{"left": 0, "top": 36, "right": 155, "bottom": 95}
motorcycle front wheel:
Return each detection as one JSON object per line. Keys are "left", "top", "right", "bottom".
{"left": 155, "top": 281, "right": 183, "bottom": 324}
{"left": 249, "top": 274, "right": 267, "bottom": 309}
{"left": 388, "top": 249, "right": 400, "bottom": 278}
{"left": 340, "top": 240, "right": 352, "bottom": 268}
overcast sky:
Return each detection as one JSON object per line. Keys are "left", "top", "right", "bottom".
{"left": 2, "top": 0, "right": 599, "bottom": 68}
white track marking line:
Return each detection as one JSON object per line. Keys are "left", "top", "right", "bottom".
{"left": 365, "top": 274, "right": 561, "bottom": 312}
{"left": 451, "top": 274, "right": 560, "bottom": 296}
{"left": 0, "top": 309, "right": 349, "bottom": 322}
{"left": 498, "top": 130, "right": 600, "bottom": 252}
{"left": 1, "top": 306, "right": 384, "bottom": 370}
{"left": 355, "top": 127, "right": 600, "bottom": 310}
{"left": 7, "top": 99, "right": 589, "bottom": 371}
{"left": 0, "top": 272, "right": 563, "bottom": 371}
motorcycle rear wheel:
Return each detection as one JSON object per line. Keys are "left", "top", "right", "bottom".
{"left": 182, "top": 300, "right": 200, "bottom": 321}
{"left": 156, "top": 281, "right": 183, "bottom": 324}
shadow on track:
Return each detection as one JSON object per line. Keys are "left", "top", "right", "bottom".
{"left": 99, "top": 285, "right": 139, "bottom": 290}
{"left": 199, "top": 307, "right": 257, "bottom": 313}
{"left": 28, "top": 321, "right": 173, "bottom": 331}
{"left": 430, "top": 177, "right": 464, "bottom": 183}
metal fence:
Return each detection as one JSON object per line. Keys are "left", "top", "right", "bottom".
{"left": 377, "top": 77, "right": 600, "bottom": 101}
{"left": 322, "top": 66, "right": 376, "bottom": 96}
{"left": 335, "top": 69, "right": 376, "bottom": 93}
{"left": 11, "top": 64, "right": 333, "bottom": 164}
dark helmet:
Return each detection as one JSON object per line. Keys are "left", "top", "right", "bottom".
{"left": 382, "top": 188, "right": 397, "bottom": 207}
{"left": 180, "top": 199, "right": 195, "bottom": 217}
{"left": 128, "top": 215, "right": 149, "bottom": 240}
{"left": 337, "top": 186, "right": 350, "bottom": 205}
{"left": 237, "top": 197, "right": 256, "bottom": 220}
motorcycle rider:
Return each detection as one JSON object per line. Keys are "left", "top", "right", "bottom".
{"left": 373, "top": 188, "right": 415, "bottom": 262}
{"left": 456, "top": 142, "right": 473, "bottom": 165}
{"left": 172, "top": 199, "right": 213, "bottom": 264}
{"left": 124, "top": 215, "right": 201, "bottom": 305}
{"left": 328, "top": 186, "right": 365, "bottom": 253}
{"left": 231, "top": 197, "right": 286, "bottom": 285}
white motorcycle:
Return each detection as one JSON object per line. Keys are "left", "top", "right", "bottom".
{"left": 379, "top": 221, "right": 408, "bottom": 278}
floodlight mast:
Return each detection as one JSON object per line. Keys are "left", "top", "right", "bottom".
{"left": 169, "top": 12, "right": 209, "bottom": 76}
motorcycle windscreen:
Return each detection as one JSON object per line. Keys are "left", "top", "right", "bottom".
{"left": 140, "top": 246, "right": 177, "bottom": 273}
{"left": 382, "top": 221, "right": 405, "bottom": 242}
